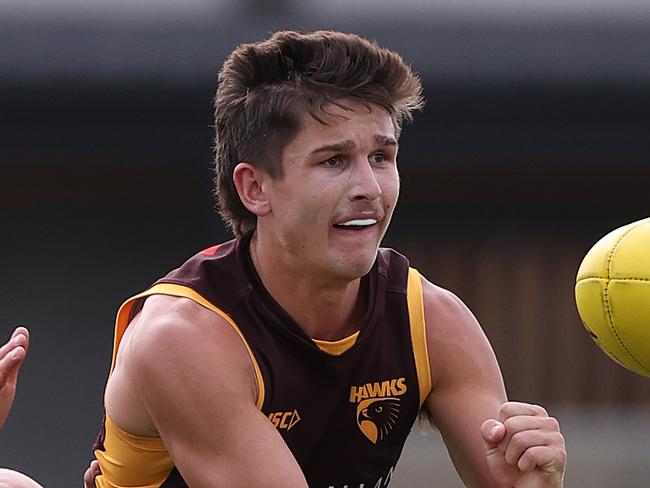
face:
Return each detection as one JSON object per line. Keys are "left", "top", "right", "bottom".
{"left": 259, "top": 99, "right": 400, "bottom": 283}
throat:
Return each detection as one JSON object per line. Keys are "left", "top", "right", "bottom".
{"left": 296, "top": 274, "right": 370, "bottom": 341}
{"left": 248, "top": 232, "right": 371, "bottom": 340}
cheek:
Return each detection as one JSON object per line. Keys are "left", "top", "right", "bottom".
{"left": 382, "top": 171, "right": 400, "bottom": 209}
{"left": 280, "top": 189, "right": 328, "bottom": 229}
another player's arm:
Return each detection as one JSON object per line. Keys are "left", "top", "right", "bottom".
{"left": 110, "top": 295, "right": 307, "bottom": 488}
{"left": 421, "top": 278, "right": 566, "bottom": 487}
{"left": 0, "top": 327, "right": 43, "bottom": 488}
{"left": 0, "top": 327, "right": 29, "bottom": 428}
{"left": 420, "top": 279, "right": 506, "bottom": 487}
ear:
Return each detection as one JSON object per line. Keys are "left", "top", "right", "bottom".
{"left": 232, "top": 162, "right": 271, "bottom": 217}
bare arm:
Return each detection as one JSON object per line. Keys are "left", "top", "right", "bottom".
{"left": 421, "top": 280, "right": 506, "bottom": 487}
{"left": 0, "top": 328, "right": 43, "bottom": 488}
{"left": 0, "top": 327, "right": 29, "bottom": 428}
{"left": 108, "top": 295, "right": 307, "bottom": 488}
{"left": 421, "top": 278, "right": 565, "bottom": 487}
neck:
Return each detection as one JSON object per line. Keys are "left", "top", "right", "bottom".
{"left": 248, "top": 233, "right": 367, "bottom": 341}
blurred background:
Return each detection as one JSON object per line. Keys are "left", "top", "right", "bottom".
{"left": 1, "top": 0, "right": 649, "bottom": 486}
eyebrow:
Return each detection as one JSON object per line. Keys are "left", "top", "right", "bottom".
{"left": 374, "top": 134, "right": 398, "bottom": 147}
{"left": 310, "top": 134, "right": 398, "bottom": 154}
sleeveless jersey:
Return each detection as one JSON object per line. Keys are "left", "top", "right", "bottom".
{"left": 93, "top": 236, "right": 432, "bottom": 488}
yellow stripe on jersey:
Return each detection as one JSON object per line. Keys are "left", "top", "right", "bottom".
{"left": 111, "top": 282, "right": 265, "bottom": 409}
{"left": 407, "top": 268, "right": 432, "bottom": 407}
{"left": 313, "top": 331, "right": 360, "bottom": 356}
{"left": 94, "top": 415, "right": 171, "bottom": 488}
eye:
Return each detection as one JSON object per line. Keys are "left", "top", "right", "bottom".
{"left": 370, "top": 152, "right": 387, "bottom": 164}
{"left": 322, "top": 155, "right": 343, "bottom": 167}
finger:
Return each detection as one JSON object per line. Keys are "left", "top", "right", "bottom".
{"left": 499, "top": 415, "right": 561, "bottom": 453}
{"left": 10, "top": 327, "right": 29, "bottom": 341}
{"left": 480, "top": 419, "right": 506, "bottom": 448}
{"left": 498, "top": 401, "right": 548, "bottom": 422}
{"left": 83, "top": 460, "right": 100, "bottom": 488}
{"left": 11, "top": 327, "right": 30, "bottom": 353}
{"left": 0, "top": 329, "right": 29, "bottom": 365}
{"left": 89, "top": 460, "right": 101, "bottom": 477}
{"left": 0, "top": 346, "right": 26, "bottom": 385}
{"left": 503, "top": 428, "right": 558, "bottom": 466}
{"left": 0, "top": 334, "right": 26, "bottom": 359}
{"left": 517, "top": 444, "right": 567, "bottom": 474}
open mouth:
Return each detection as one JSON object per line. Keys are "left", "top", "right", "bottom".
{"left": 333, "top": 218, "right": 378, "bottom": 231}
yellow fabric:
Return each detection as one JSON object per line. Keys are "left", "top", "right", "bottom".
{"left": 94, "top": 415, "right": 172, "bottom": 488}
{"left": 576, "top": 217, "right": 650, "bottom": 376}
{"left": 407, "top": 267, "right": 432, "bottom": 407}
{"left": 313, "top": 331, "right": 360, "bottom": 355}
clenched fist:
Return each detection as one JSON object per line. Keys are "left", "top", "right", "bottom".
{"left": 481, "top": 402, "right": 566, "bottom": 488}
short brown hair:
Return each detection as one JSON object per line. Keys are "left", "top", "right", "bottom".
{"left": 214, "top": 30, "right": 424, "bottom": 236}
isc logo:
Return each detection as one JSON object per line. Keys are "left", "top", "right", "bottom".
{"left": 268, "top": 409, "right": 301, "bottom": 431}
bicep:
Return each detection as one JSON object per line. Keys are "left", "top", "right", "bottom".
{"left": 130, "top": 304, "right": 307, "bottom": 488}
{"left": 166, "top": 402, "right": 304, "bottom": 488}
{"left": 421, "top": 280, "right": 506, "bottom": 487}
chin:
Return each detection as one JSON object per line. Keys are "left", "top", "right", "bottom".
{"left": 332, "top": 251, "right": 378, "bottom": 280}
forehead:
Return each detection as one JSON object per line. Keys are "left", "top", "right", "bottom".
{"left": 291, "top": 100, "right": 396, "bottom": 149}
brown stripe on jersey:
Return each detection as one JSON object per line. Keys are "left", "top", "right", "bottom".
{"left": 92, "top": 417, "right": 106, "bottom": 452}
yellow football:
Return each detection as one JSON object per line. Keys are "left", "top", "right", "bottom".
{"left": 575, "top": 217, "right": 650, "bottom": 377}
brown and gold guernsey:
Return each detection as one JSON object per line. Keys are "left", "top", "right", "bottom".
{"left": 94, "top": 235, "right": 432, "bottom": 488}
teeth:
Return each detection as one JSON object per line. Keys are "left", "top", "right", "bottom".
{"left": 338, "top": 218, "right": 377, "bottom": 227}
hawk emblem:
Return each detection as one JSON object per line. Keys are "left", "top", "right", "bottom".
{"left": 356, "top": 397, "right": 400, "bottom": 444}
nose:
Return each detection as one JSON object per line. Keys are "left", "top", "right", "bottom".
{"left": 349, "top": 158, "right": 382, "bottom": 202}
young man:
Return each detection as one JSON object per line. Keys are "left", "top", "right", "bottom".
{"left": 91, "top": 30, "right": 566, "bottom": 487}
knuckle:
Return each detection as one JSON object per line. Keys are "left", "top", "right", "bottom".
{"left": 534, "top": 404, "right": 548, "bottom": 416}
{"left": 520, "top": 448, "right": 534, "bottom": 463}
{"left": 550, "top": 431, "right": 566, "bottom": 447}
{"left": 544, "top": 416, "right": 560, "bottom": 431}
{"left": 509, "top": 431, "right": 528, "bottom": 450}
{"left": 505, "top": 451, "right": 518, "bottom": 466}
{"left": 517, "top": 448, "right": 537, "bottom": 471}
{"left": 498, "top": 403, "right": 510, "bottom": 416}
{"left": 525, "top": 444, "right": 544, "bottom": 460}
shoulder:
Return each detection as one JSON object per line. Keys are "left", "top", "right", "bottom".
{"left": 131, "top": 293, "right": 227, "bottom": 347}
{"left": 106, "top": 293, "right": 259, "bottom": 435}
{"left": 105, "top": 294, "right": 306, "bottom": 487}
{"left": 134, "top": 293, "right": 254, "bottom": 372}
{"left": 120, "top": 293, "right": 258, "bottom": 406}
